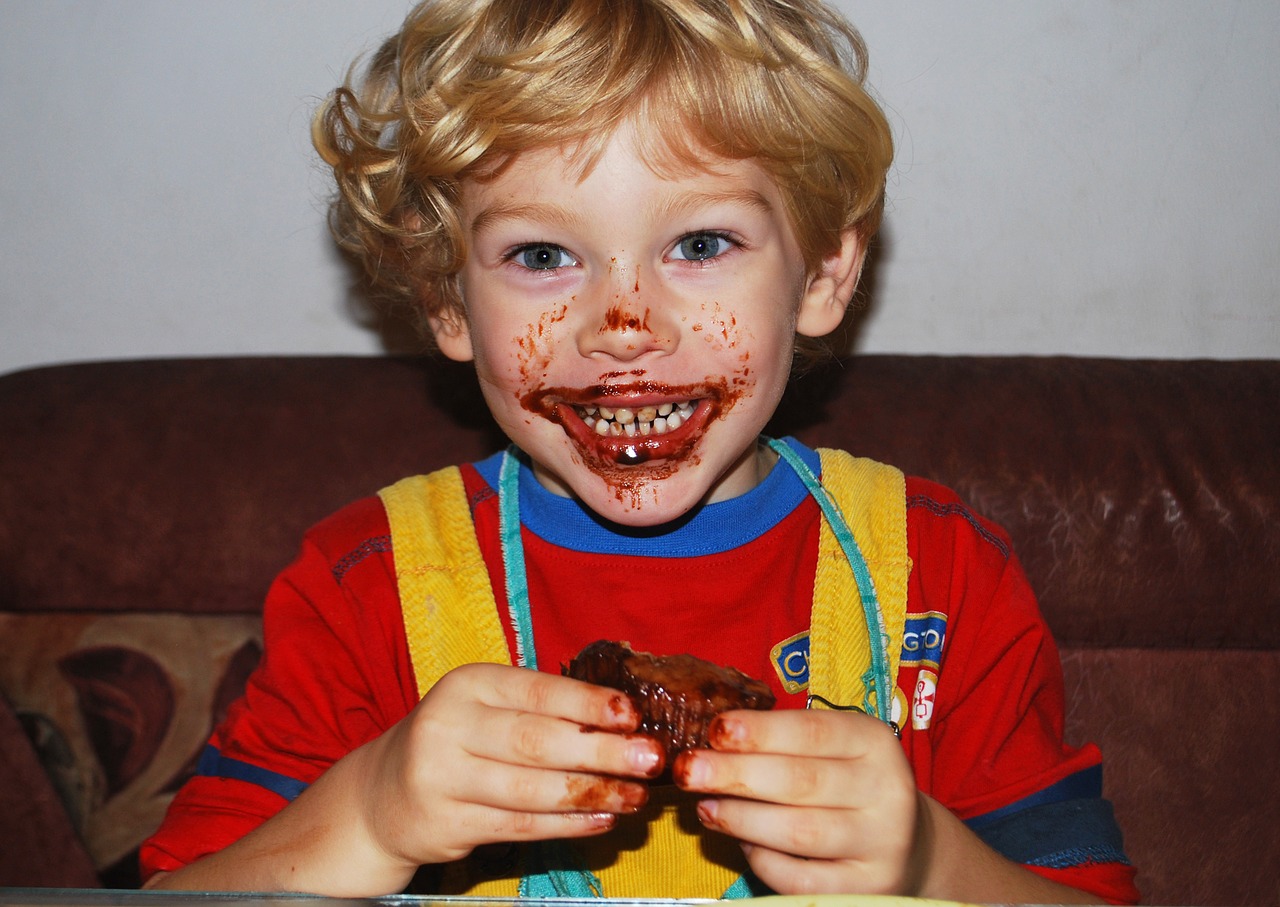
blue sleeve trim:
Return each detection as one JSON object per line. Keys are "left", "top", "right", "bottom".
{"left": 967, "top": 795, "right": 1132, "bottom": 869}
{"left": 196, "top": 744, "right": 309, "bottom": 802}
{"left": 964, "top": 764, "right": 1102, "bottom": 830}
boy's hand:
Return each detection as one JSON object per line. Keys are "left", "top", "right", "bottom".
{"left": 146, "top": 663, "right": 664, "bottom": 897}
{"left": 358, "top": 662, "right": 664, "bottom": 874}
{"left": 672, "top": 707, "right": 923, "bottom": 895}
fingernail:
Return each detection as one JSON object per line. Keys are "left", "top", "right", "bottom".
{"left": 570, "top": 812, "right": 616, "bottom": 830}
{"left": 697, "top": 799, "right": 724, "bottom": 830}
{"left": 708, "top": 715, "right": 744, "bottom": 749}
{"left": 607, "top": 693, "right": 638, "bottom": 727}
{"left": 628, "top": 741, "right": 661, "bottom": 776}
{"left": 618, "top": 783, "right": 649, "bottom": 813}
{"left": 673, "top": 751, "right": 706, "bottom": 788}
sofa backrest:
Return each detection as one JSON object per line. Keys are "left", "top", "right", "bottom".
{"left": 776, "top": 356, "right": 1280, "bottom": 907}
{"left": 1, "top": 355, "right": 1277, "bottom": 904}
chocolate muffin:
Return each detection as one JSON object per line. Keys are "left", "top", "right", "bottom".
{"left": 564, "top": 639, "right": 776, "bottom": 763}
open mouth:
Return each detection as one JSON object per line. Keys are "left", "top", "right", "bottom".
{"left": 566, "top": 396, "right": 709, "bottom": 466}
{"left": 524, "top": 382, "right": 723, "bottom": 469}
{"left": 522, "top": 373, "right": 740, "bottom": 471}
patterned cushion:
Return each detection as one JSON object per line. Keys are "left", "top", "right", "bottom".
{"left": 0, "top": 613, "right": 261, "bottom": 881}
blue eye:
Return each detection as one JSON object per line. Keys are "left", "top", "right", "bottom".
{"left": 671, "top": 232, "right": 731, "bottom": 262}
{"left": 514, "top": 243, "right": 577, "bottom": 270}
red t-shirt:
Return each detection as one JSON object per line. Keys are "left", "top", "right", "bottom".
{"left": 141, "top": 441, "right": 1138, "bottom": 903}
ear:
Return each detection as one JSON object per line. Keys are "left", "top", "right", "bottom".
{"left": 795, "top": 229, "right": 868, "bottom": 338}
{"left": 428, "top": 307, "right": 475, "bottom": 362}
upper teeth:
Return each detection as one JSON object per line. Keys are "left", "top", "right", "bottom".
{"left": 580, "top": 400, "right": 695, "bottom": 437}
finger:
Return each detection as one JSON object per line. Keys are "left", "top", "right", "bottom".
{"left": 675, "top": 747, "right": 844, "bottom": 803}
{"left": 459, "top": 663, "right": 641, "bottom": 731}
{"left": 740, "top": 839, "right": 907, "bottom": 896}
{"left": 466, "top": 705, "right": 664, "bottom": 778}
{"left": 697, "top": 797, "right": 897, "bottom": 863}
{"left": 453, "top": 759, "right": 651, "bottom": 815}
{"left": 675, "top": 749, "right": 890, "bottom": 807}
{"left": 441, "top": 804, "right": 621, "bottom": 860}
{"left": 706, "top": 707, "right": 891, "bottom": 758}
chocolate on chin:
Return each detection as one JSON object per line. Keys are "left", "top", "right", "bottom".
{"left": 563, "top": 640, "right": 776, "bottom": 763}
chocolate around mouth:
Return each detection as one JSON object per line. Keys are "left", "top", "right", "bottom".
{"left": 523, "top": 383, "right": 723, "bottom": 468}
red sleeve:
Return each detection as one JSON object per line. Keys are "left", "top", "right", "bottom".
{"left": 900, "top": 477, "right": 1139, "bottom": 904}
{"left": 139, "top": 496, "right": 418, "bottom": 879}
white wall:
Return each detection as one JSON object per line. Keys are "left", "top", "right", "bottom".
{"left": 2, "top": 1, "right": 1277, "bottom": 377}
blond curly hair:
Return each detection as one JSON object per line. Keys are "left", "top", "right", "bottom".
{"left": 313, "top": 0, "right": 893, "bottom": 350}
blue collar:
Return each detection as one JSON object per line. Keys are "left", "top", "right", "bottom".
{"left": 473, "top": 437, "right": 818, "bottom": 557}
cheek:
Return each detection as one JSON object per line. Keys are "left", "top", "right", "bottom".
{"left": 692, "top": 302, "right": 741, "bottom": 354}
{"left": 693, "top": 300, "right": 793, "bottom": 394}
{"left": 485, "top": 303, "right": 569, "bottom": 399}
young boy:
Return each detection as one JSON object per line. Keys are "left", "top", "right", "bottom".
{"left": 142, "top": 0, "right": 1138, "bottom": 902}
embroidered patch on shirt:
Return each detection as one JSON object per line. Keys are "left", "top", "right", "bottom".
{"left": 901, "top": 611, "right": 947, "bottom": 670}
{"left": 770, "top": 631, "right": 810, "bottom": 693}
{"left": 912, "top": 669, "right": 938, "bottom": 730}
{"left": 892, "top": 685, "right": 908, "bottom": 731}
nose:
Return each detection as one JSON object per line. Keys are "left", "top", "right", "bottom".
{"left": 575, "top": 263, "right": 676, "bottom": 362}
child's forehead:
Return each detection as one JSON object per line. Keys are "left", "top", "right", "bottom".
{"left": 469, "top": 118, "right": 760, "bottom": 189}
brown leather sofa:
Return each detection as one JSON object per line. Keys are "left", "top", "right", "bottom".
{"left": 1, "top": 354, "right": 1276, "bottom": 905}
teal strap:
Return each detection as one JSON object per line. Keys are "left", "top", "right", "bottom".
{"left": 499, "top": 448, "right": 538, "bottom": 669}
{"left": 497, "top": 440, "right": 887, "bottom": 896}
{"left": 765, "top": 438, "right": 893, "bottom": 724}
{"left": 501, "top": 449, "right": 602, "bottom": 896}
{"left": 721, "top": 876, "right": 754, "bottom": 899}
{"left": 721, "top": 872, "right": 771, "bottom": 899}
{"left": 518, "top": 842, "right": 604, "bottom": 899}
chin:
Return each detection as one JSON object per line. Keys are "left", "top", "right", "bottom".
{"left": 569, "top": 472, "right": 711, "bottom": 529}
{"left": 519, "top": 411, "right": 764, "bottom": 527}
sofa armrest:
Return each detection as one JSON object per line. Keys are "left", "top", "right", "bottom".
{"left": 0, "top": 692, "right": 99, "bottom": 887}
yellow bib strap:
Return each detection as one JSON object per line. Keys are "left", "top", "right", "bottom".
{"left": 380, "top": 470, "right": 522, "bottom": 897}
{"left": 378, "top": 470, "right": 510, "bottom": 698}
{"left": 810, "top": 449, "right": 911, "bottom": 722}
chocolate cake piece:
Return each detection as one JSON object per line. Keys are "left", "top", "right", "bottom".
{"left": 564, "top": 640, "right": 776, "bottom": 763}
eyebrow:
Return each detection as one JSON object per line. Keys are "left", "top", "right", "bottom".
{"left": 468, "top": 187, "right": 777, "bottom": 238}
{"left": 469, "top": 201, "right": 584, "bottom": 237}
{"left": 654, "top": 188, "right": 777, "bottom": 222}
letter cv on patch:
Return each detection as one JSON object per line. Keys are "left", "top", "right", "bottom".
{"left": 770, "top": 631, "right": 810, "bottom": 694}
{"left": 901, "top": 611, "right": 947, "bottom": 670}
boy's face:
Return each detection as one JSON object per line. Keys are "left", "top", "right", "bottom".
{"left": 433, "top": 124, "right": 859, "bottom": 527}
